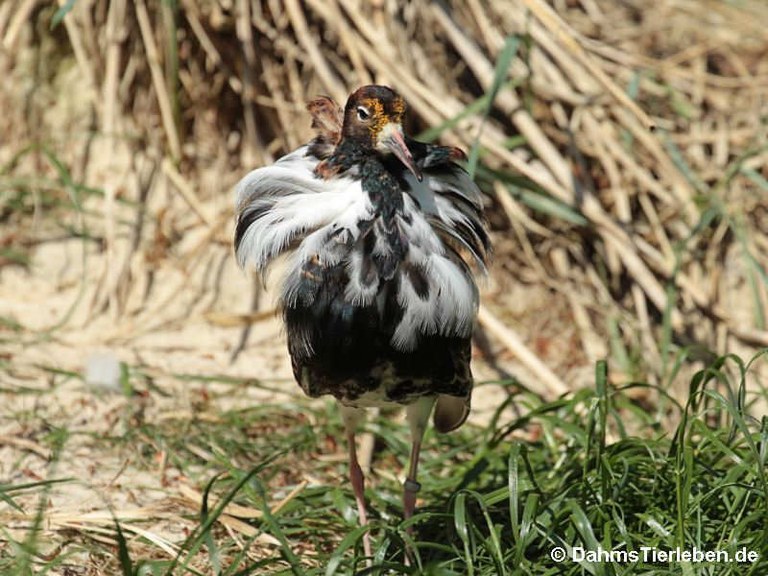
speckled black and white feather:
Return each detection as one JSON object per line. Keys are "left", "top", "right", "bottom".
{"left": 234, "top": 132, "right": 489, "bottom": 421}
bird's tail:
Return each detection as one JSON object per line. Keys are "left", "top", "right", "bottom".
{"left": 432, "top": 394, "right": 471, "bottom": 433}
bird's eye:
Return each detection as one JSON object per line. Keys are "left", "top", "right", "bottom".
{"left": 356, "top": 106, "right": 371, "bottom": 121}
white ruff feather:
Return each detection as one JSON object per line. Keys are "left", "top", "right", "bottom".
{"left": 235, "top": 146, "right": 363, "bottom": 272}
{"left": 391, "top": 250, "right": 477, "bottom": 351}
{"left": 234, "top": 144, "right": 485, "bottom": 352}
{"left": 389, "top": 197, "right": 478, "bottom": 351}
{"left": 344, "top": 247, "right": 379, "bottom": 306}
{"left": 282, "top": 192, "right": 373, "bottom": 307}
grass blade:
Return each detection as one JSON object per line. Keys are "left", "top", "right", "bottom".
{"left": 466, "top": 35, "right": 520, "bottom": 179}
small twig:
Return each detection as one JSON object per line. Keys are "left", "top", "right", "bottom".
{"left": 161, "top": 157, "right": 214, "bottom": 227}
{"left": 235, "top": 0, "right": 271, "bottom": 167}
{"left": 520, "top": 0, "right": 655, "bottom": 131}
{"left": 0, "top": 3, "right": 13, "bottom": 40}
{"left": 178, "top": 484, "right": 263, "bottom": 519}
{"left": 432, "top": 3, "right": 575, "bottom": 191}
{"left": 631, "top": 284, "right": 662, "bottom": 379}
{"left": 550, "top": 248, "right": 607, "bottom": 363}
{"left": 2, "top": 0, "right": 35, "bottom": 50}
{"left": 306, "top": 0, "right": 372, "bottom": 85}
{"left": 228, "top": 283, "right": 263, "bottom": 364}
{"left": 135, "top": 0, "right": 182, "bottom": 160}
{"left": 477, "top": 305, "right": 570, "bottom": 397}
{"left": 99, "top": 0, "right": 128, "bottom": 318}
{"left": 285, "top": 0, "right": 345, "bottom": 103}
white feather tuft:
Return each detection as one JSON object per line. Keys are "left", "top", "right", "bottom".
{"left": 344, "top": 247, "right": 379, "bottom": 306}
{"left": 234, "top": 147, "right": 364, "bottom": 272}
{"left": 390, "top": 251, "right": 477, "bottom": 351}
{"left": 387, "top": 197, "right": 478, "bottom": 351}
{"left": 235, "top": 144, "right": 485, "bottom": 354}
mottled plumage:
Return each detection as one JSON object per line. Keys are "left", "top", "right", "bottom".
{"left": 234, "top": 85, "right": 490, "bottom": 558}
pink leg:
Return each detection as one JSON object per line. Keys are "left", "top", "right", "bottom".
{"left": 348, "top": 429, "right": 372, "bottom": 558}
{"left": 341, "top": 406, "right": 372, "bottom": 560}
{"left": 403, "top": 438, "right": 423, "bottom": 524}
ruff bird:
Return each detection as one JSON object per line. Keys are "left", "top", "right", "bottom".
{"left": 234, "top": 85, "right": 490, "bottom": 555}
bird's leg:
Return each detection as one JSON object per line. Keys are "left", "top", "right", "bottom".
{"left": 348, "top": 430, "right": 372, "bottom": 555}
{"left": 340, "top": 405, "right": 372, "bottom": 560}
{"left": 402, "top": 438, "right": 423, "bottom": 524}
{"left": 403, "top": 396, "right": 436, "bottom": 563}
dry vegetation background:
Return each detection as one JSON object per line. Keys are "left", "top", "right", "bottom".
{"left": 1, "top": 0, "right": 768, "bottom": 571}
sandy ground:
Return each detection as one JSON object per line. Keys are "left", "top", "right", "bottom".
{"left": 3, "top": 1, "right": 765, "bottom": 555}
{"left": 0, "top": 181, "right": 589, "bottom": 568}
{"left": 1, "top": 104, "right": 764, "bottom": 571}
{"left": 1, "top": 135, "right": 765, "bottom": 576}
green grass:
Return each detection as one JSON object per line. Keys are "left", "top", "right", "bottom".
{"left": 1, "top": 355, "right": 767, "bottom": 575}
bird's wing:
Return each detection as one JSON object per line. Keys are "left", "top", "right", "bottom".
{"left": 403, "top": 164, "right": 491, "bottom": 274}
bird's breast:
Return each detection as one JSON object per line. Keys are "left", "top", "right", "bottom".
{"left": 281, "top": 171, "right": 478, "bottom": 359}
{"left": 234, "top": 145, "right": 486, "bottom": 404}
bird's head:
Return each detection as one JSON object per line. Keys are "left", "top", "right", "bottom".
{"left": 341, "top": 85, "right": 422, "bottom": 181}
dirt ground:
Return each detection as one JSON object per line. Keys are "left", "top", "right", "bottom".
{"left": 2, "top": 0, "right": 768, "bottom": 570}
{"left": 0, "top": 184, "right": 582, "bottom": 570}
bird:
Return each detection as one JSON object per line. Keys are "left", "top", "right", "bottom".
{"left": 234, "top": 85, "right": 490, "bottom": 558}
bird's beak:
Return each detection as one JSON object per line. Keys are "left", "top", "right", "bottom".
{"left": 378, "top": 123, "right": 423, "bottom": 181}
